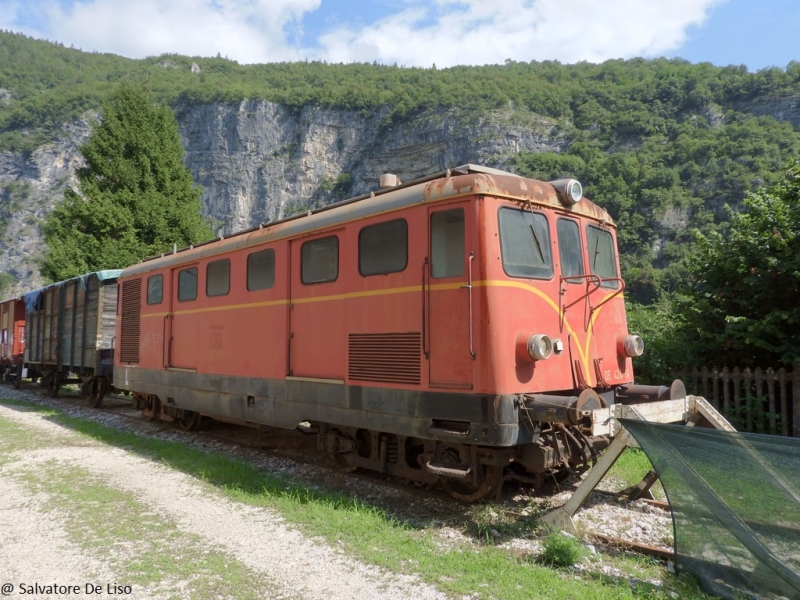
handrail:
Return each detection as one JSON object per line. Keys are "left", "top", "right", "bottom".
{"left": 163, "top": 315, "right": 171, "bottom": 369}
{"left": 461, "top": 252, "right": 476, "bottom": 360}
{"left": 422, "top": 258, "right": 429, "bottom": 358}
{"left": 560, "top": 274, "right": 602, "bottom": 311}
{"left": 589, "top": 277, "right": 626, "bottom": 315}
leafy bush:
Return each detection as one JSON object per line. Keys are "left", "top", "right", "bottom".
{"left": 540, "top": 532, "right": 587, "bottom": 568}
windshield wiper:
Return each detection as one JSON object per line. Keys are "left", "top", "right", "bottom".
{"left": 529, "top": 223, "right": 545, "bottom": 264}
{"left": 592, "top": 235, "right": 601, "bottom": 271}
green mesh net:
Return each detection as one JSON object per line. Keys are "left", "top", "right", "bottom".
{"left": 620, "top": 419, "right": 800, "bottom": 600}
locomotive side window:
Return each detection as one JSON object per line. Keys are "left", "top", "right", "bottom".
{"left": 557, "top": 218, "right": 584, "bottom": 284}
{"left": 586, "top": 225, "right": 619, "bottom": 288}
{"left": 498, "top": 207, "right": 553, "bottom": 279}
{"left": 146, "top": 274, "right": 163, "bottom": 305}
{"left": 302, "top": 236, "right": 338, "bottom": 284}
{"left": 247, "top": 248, "right": 275, "bottom": 291}
{"left": 359, "top": 219, "right": 407, "bottom": 276}
{"left": 206, "top": 259, "right": 230, "bottom": 297}
{"left": 177, "top": 267, "right": 198, "bottom": 301}
{"left": 431, "top": 209, "right": 464, "bottom": 278}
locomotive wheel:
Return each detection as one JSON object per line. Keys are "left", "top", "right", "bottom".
{"left": 142, "top": 395, "right": 161, "bottom": 421}
{"left": 87, "top": 378, "right": 107, "bottom": 408}
{"left": 177, "top": 410, "right": 202, "bottom": 432}
{"left": 441, "top": 465, "right": 502, "bottom": 503}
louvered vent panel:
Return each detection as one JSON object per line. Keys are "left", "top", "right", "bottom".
{"left": 349, "top": 332, "right": 421, "bottom": 385}
{"left": 119, "top": 279, "right": 141, "bottom": 364}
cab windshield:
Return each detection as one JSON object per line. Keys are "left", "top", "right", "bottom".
{"left": 498, "top": 207, "right": 553, "bottom": 279}
{"left": 586, "top": 225, "right": 619, "bottom": 288}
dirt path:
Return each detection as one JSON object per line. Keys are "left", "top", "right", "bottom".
{"left": 0, "top": 401, "right": 447, "bottom": 600}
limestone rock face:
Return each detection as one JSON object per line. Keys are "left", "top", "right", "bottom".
{"left": 177, "top": 100, "right": 565, "bottom": 235}
{"left": 0, "top": 116, "right": 96, "bottom": 296}
{"left": 0, "top": 101, "right": 568, "bottom": 297}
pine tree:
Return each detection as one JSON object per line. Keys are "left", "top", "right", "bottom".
{"left": 40, "top": 83, "right": 213, "bottom": 281}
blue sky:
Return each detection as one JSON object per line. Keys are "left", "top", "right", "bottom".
{"left": 1, "top": 0, "right": 798, "bottom": 71}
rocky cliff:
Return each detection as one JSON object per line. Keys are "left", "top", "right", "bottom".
{"left": 0, "top": 101, "right": 565, "bottom": 296}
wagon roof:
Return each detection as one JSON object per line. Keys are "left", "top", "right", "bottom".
{"left": 22, "top": 270, "right": 123, "bottom": 310}
{"left": 121, "top": 165, "right": 615, "bottom": 278}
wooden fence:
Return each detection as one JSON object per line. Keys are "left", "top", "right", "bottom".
{"left": 677, "top": 365, "right": 800, "bottom": 437}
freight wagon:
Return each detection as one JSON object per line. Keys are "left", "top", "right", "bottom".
{"left": 21, "top": 270, "right": 121, "bottom": 404}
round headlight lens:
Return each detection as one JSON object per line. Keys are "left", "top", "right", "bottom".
{"left": 623, "top": 335, "right": 644, "bottom": 357}
{"left": 568, "top": 180, "right": 583, "bottom": 204}
{"left": 528, "top": 334, "right": 553, "bottom": 361}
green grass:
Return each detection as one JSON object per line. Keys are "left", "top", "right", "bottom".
{"left": 18, "top": 462, "right": 277, "bottom": 600}
{"left": 0, "top": 397, "right": 711, "bottom": 600}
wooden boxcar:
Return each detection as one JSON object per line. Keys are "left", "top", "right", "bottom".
{"left": 0, "top": 296, "right": 25, "bottom": 385}
{"left": 23, "top": 270, "right": 121, "bottom": 404}
{"left": 114, "top": 165, "right": 677, "bottom": 500}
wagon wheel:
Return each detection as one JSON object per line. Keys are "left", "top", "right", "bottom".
{"left": 47, "top": 373, "right": 61, "bottom": 398}
{"left": 177, "top": 410, "right": 202, "bottom": 432}
{"left": 87, "top": 377, "right": 108, "bottom": 408}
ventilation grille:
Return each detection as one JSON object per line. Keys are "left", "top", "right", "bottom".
{"left": 119, "top": 278, "right": 141, "bottom": 364}
{"left": 349, "top": 332, "right": 421, "bottom": 385}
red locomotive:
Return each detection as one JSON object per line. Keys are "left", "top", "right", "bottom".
{"left": 112, "top": 165, "right": 677, "bottom": 501}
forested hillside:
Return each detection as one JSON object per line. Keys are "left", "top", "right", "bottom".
{"left": 1, "top": 30, "right": 799, "bottom": 369}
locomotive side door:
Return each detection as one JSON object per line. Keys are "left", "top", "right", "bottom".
{"left": 167, "top": 264, "right": 198, "bottom": 370}
{"left": 427, "top": 205, "right": 474, "bottom": 389}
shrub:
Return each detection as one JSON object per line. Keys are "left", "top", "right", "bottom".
{"left": 540, "top": 532, "right": 587, "bottom": 568}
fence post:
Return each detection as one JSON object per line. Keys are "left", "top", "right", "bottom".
{"left": 793, "top": 363, "right": 800, "bottom": 437}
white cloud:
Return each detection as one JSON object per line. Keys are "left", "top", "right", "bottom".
{"left": 1, "top": 0, "right": 725, "bottom": 66}
{"left": 2, "top": 0, "right": 321, "bottom": 63}
{"left": 317, "top": 0, "right": 725, "bottom": 67}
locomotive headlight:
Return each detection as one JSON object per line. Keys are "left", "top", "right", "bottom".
{"left": 550, "top": 178, "right": 583, "bottom": 206}
{"left": 528, "top": 334, "right": 553, "bottom": 361}
{"left": 623, "top": 335, "right": 644, "bottom": 357}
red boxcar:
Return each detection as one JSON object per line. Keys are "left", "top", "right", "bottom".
{"left": 114, "top": 165, "right": 672, "bottom": 500}
{"left": 0, "top": 296, "right": 25, "bottom": 385}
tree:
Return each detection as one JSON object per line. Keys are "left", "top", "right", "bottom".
{"left": 40, "top": 83, "right": 213, "bottom": 280}
{"left": 676, "top": 159, "right": 800, "bottom": 367}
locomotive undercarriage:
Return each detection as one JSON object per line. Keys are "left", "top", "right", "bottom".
{"left": 124, "top": 379, "right": 685, "bottom": 503}
{"left": 319, "top": 421, "right": 611, "bottom": 502}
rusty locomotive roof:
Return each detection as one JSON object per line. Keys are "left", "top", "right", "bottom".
{"left": 121, "top": 164, "right": 615, "bottom": 278}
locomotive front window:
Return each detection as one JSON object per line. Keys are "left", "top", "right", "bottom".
{"left": 498, "top": 207, "right": 553, "bottom": 279}
{"left": 586, "top": 225, "right": 619, "bottom": 288}
{"left": 359, "top": 219, "right": 407, "bottom": 276}
{"left": 302, "top": 236, "right": 338, "bottom": 284}
{"left": 247, "top": 248, "right": 275, "bottom": 291}
{"left": 431, "top": 209, "right": 465, "bottom": 279}
{"left": 147, "top": 274, "right": 163, "bottom": 305}
{"left": 177, "top": 267, "right": 198, "bottom": 302}
{"left": 557, "top": 218, "right": 584, "bottom": 284}
{"left": 206, "top": 259, "right": 230, "bottom": 297}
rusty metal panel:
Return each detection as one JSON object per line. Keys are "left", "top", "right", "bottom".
{"left": 348, "top": 332, "right": 421, "bottom": 385}
{"left": 119, "top": 278, "right": 141, "bottom": 364}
